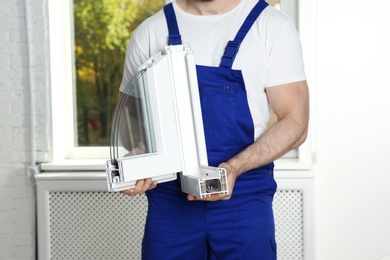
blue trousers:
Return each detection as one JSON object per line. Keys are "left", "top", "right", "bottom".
{"left": 142, "top": 172, "right": 277, "bottom": 260}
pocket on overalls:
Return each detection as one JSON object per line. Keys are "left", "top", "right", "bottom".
{"left": 199, "top": 83, "right": 237, "bottom": 157}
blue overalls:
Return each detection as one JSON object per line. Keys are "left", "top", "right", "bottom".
{"left": 142, "top": 1, "right": 277, "bottom": 259}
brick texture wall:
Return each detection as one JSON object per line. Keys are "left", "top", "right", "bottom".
{"left": 0, "top": 0, "right": 36, "bottom": 259}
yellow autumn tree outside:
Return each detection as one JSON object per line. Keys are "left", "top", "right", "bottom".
{"left": 74, "top": 0, "right": 165, "bottom": 146}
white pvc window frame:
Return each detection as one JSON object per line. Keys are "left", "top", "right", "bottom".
{"left": 106, "top": 51, "right": 183, "bottom": 190}
{"left": 106, "top": 45, "right": 229, "bottom": 198}
{"left": 47, "top": 0, "right": 172, "bottom": 164}
{"left": 48, "top": 0, "right": 109, "bottom": 161}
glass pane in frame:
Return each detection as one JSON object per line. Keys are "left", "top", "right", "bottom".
{"left": 110, "top": 69, "right": 156, "bottom": 162}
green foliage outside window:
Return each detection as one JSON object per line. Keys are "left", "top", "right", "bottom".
{"left": 73, "top": 0, "right": 165, "bottom": 146}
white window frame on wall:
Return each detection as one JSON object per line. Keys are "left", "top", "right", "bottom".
{"left": 43, "top": 0, "right": 315, "bottom": 172}
{"left": 48, "top": 0, "right": 117, "bottom": 163}
{"left": 46, "top": 0, "right": 173, "bottom": 167}
{"left": 48, "top": 0, "right": 79, "bottom": 162}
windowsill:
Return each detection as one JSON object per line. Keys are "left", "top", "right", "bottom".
{"left": 274, "top": 158, "right": 312, "bottom": 171}
{"left": 41, "top": 159, "right": 107, "bottom": 171}
{"left": 40, "top": 158, "right": 314, "bottom": 179}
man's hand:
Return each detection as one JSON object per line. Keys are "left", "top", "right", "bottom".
{"left": 120, "top": 178, "right": 158, "bottom": 196}
{"left": 187, "top": 162, "right": 237, "bottom": 202}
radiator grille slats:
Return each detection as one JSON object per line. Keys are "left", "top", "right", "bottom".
{"left": 48, "top": 190, "right": 303, "bottom": 260}
{"left": 49, "top": 192, "right": 147, "bottom": 260}
{"left": 274, "top": 190, "right": 304, "bottom": 260}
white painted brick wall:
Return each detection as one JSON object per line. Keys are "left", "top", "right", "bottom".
{"left": 0, "top": 0, "right": 36, "bottom": 259}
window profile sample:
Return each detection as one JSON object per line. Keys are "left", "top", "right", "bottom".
{"left": 106, "top": 44, "right": 228, "bottom": 198}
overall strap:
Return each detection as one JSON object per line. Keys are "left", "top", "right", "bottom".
{"left": 164, "top": 3, "right": 182, "bottom": 45}
{"left": 220, "top": 0, "right": 269, "bottom": 68}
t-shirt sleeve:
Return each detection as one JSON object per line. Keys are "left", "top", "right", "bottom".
{"left": 265, "top": 17, "right": 306, "bottom": 88}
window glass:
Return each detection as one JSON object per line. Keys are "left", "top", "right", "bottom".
{"left": 110, "top": 69, "right": 156, "bottom": 161}
{"left": 73, "top": 0, "right": 166, "bottom": 147}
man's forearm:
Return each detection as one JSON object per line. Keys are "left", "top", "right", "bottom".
{"left": 226, "top": 114, "right": 308, "bottom": 177}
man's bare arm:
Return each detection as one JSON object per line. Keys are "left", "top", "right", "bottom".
{"left": 188, "top": 80, "right": 309, "bottom": 201}
{"left": 227, "top": 80, "right": 309, "bottom": 176}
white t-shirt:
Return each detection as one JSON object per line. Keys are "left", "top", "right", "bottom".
{"left": 120, "top": 0, "right": 306, "bottom": 139}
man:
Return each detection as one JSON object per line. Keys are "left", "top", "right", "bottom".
{"left": 121, "top": 0, "right": 309, "bottom": 259}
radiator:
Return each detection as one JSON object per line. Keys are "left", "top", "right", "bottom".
{"left": 36, "top": 173, "right": 314, "bottom": 260}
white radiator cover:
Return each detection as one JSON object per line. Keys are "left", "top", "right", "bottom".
{"left": 49, "top": 192, "right": 147, "bottom": 260}
{"left": 36, "top": 173, "right": 314, "bottom": 260}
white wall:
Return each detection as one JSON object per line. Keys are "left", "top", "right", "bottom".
{"left": 315, "top": 0, "right": 390, "bottom": 259}
{"left": 0, "top": 0, "right": 36, "bottom": 259}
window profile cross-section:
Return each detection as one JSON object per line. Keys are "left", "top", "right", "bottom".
{"left": 106, "top": 44, "right": 228, "bottom": 198}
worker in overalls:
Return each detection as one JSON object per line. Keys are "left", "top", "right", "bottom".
{"left": 120, "top": 0, "right": 309, "bottom": 259}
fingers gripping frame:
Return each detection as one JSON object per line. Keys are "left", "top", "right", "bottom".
{"left": 106, "top": 44, "right": 228, "bottom": 198}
